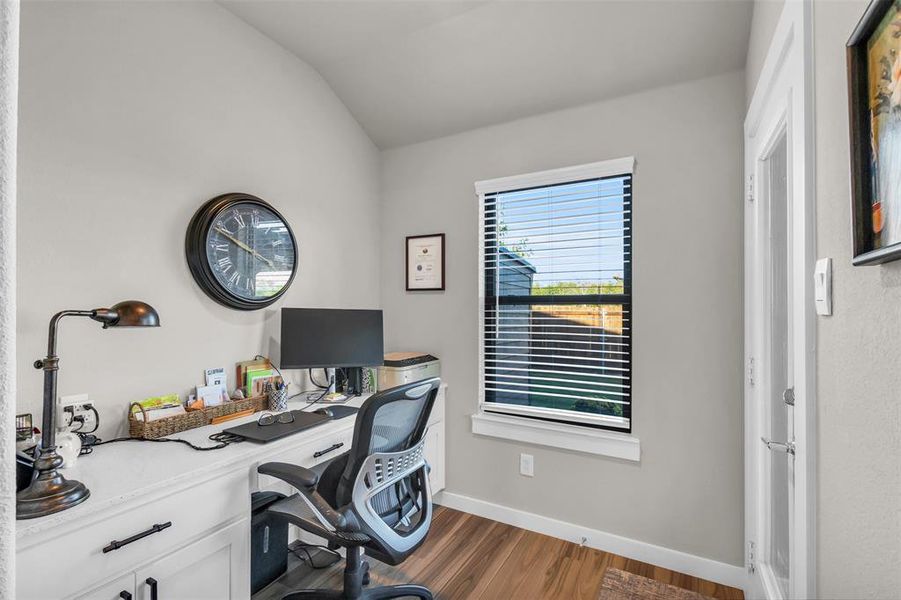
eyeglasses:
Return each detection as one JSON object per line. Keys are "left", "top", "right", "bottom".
{"left": 258, "top": 411, "right": 295, "bottom": 426}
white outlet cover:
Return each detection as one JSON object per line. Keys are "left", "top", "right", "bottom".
{"left": 520, "top": 453, "right": 534, "bottom": 477}
{"left": 59, "top": 393, "right": 89, "bottom": 409}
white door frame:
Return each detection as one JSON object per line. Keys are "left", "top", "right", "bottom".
{"left": 0, "top": 1, "right": 19, "bottom": 598}
{"left": 744, "top": 1, "right": 815, "bottom": 598}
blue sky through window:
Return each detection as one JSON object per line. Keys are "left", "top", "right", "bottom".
{"left": 494, "top": 176, "right": 628, "bottom": 291}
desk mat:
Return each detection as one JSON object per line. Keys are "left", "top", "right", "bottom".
{"left": 223, "top": 410, "right": 330, "bottom": 443}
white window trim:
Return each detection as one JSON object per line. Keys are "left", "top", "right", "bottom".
{"left": 481, "top": 401, "right": 628, "bottom": 429}
{"left": 474, "top": 157, "right": 638, "bottom": 459}
{"left": 471, "top": 412, "right": 640, "bottom": 461}
{"left": 474, "top": 156, "right": 634, "bottom": 196}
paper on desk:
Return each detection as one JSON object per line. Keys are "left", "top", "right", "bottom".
{"left": 133, "top": 405, "right": 187, "bottom": 422}
{"left": 205, "top": 367, "right": 226, "bottom": 388}
{"left": 196, "top": 384, "right": 227, "bottom": 407}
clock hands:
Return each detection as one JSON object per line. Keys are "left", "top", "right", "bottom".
{"left": 213, "top": 226, "right": 275, "bottom": 269}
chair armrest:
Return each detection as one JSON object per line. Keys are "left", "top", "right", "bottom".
{"left": 267, "top": 495, "right": 369, "bottom": 546}
{"left": 258, "top": 462, "right": 346, "bottom": 530}
{"left": 258, "top": 462, "right": 318, "bottom": 490}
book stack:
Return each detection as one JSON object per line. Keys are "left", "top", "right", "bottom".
{"left": 236, "top": 357, "right": 279, "bottom": 398}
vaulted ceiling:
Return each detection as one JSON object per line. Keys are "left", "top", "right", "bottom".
{"left": 222, "top": 1, "right": 753, "bottom": 149}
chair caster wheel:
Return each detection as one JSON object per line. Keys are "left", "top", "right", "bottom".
{"left": 362, "top": 560, "right": 371, "bottom": 586}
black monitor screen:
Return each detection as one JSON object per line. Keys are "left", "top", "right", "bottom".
{"left": 280, "top": 308, "right": 384, "bottom": 369}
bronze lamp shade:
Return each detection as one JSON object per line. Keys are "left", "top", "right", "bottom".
{"left": 91, "top": 300, "right": 161, "bottom": 328}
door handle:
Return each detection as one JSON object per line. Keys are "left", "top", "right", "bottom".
{"left": 761, "top": 437, "right": 795, "bottom": 455}
{"left": 119, "top": 592, "right": 132, "bottom": 600}
{"left": 145, "top": 577, "right": 158, "bottom": 600}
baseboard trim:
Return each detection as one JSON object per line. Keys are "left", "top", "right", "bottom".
{"left": 434, "top": 491, "right": 746, "bottom": 591}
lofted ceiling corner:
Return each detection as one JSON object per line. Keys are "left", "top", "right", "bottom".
{"left": 221, "top": 0, "right": 753, "bottom": 149}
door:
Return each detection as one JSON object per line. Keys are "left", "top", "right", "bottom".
{"left": 134, "top": 518, "right": 250, "bottom": 600}
{"left": 744, "top": 2, "right": 814, "bottom": 599}
{"left": 753, "top": 125, "right": 794, "bottom": 600}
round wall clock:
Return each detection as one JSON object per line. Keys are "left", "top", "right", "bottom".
{"left": 185, "top": 193, "right": 298, "bottom": 310}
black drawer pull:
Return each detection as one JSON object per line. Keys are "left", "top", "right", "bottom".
{"left": 314, "top": 442, "right": 344, "bottom": 458}
{"left": 145, "top": 577, "right": 158, "bottom": 600}
{"left": 119, "top": 592, "right": 132, "bottom": 600}
{"left": 102, "top": 522, "right": 172, "bottom": 553}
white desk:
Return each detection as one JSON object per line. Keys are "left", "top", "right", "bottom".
{"left": 16, "top": 385, "right": 446, "bottom": 600}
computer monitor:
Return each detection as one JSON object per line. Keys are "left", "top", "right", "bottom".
{"left": 280, "top": 308, "right": 384, "bottom": 369}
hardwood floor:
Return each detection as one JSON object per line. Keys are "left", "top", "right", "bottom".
{"left": 255, "top": 506, "right": 745, "bottom": 600}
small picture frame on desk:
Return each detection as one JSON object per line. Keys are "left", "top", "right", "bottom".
{"left": 406, "top": 233, "right": 445, "bottom": 291}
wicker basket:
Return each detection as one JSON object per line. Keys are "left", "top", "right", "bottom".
{"left": 128, "top": 395, "right": 268, "bottom": 439}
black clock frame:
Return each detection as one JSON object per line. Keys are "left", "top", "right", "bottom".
{"left": 185, "top": 193, "right": 298, "bottom": 311}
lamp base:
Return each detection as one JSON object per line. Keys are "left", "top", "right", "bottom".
{"left": 16, "top": 448, "right": 90, "bottom": 519}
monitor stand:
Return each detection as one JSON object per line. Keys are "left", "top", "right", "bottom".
{"left": 335, "top": 367, "right": 363, "bottom": 396}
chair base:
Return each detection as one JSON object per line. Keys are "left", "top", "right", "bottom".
{"left": 282, "top": 546, "right": 432, "bottom": 600}
{"left": 282, "top": 584, "right": 433, "bottom": 600}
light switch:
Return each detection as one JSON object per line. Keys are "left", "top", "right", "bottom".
{"left": 814, "top": 258, "right": 832, "bottom": 316}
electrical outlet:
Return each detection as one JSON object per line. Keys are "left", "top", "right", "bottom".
{"left": 59, "top": 393, "right": 89, "bottom": 411}
{"left": 58, "top": 393, "right": 92, "bottom": 431}
{"left": 519, "top": 453, "right": 534, "bottom": 477}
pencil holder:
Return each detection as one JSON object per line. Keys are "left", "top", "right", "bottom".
{"left": 268, "top": 387, "right": 288, "bottom": 412}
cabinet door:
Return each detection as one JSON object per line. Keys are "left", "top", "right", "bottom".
{"left": 73, "top": 573, "right": 135, "bottom": 600}
{"left": 135, "top": 518, "right": 250, "bottom": 600}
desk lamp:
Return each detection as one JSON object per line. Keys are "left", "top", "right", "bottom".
{"left": 16, "top": 300, "right": 160, "bottom": 519}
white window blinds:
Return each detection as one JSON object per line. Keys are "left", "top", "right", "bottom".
{"left": 477, "top": 159, "right": 633, "bottom": 431}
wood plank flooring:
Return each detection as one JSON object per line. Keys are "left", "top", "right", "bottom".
{"left": 254, "top": 506, "right": 745, "bottom": 600}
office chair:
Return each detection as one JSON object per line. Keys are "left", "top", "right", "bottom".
{"left": 258, "top": 377, "right": 441, "bottom": 600}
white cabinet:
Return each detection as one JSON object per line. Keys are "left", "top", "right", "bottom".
{"left": 134, "top": 519, "right": 250, "bottom": 600}
{"left": 423, "top": 384, "right": 446, "bottom": 493}
{"left": 75, "top": 574, "right": 135, "bottom": 600}
{"left": 423, "top": 426, "right": 445, "bottom": 493}
{"left": 72, "top": 519, "right": 249, "bottom": 600}
{"left": 18, "top": 386, "right": 446, "bottom": 599}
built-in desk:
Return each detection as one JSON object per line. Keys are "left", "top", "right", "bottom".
{"left": 16, "top": 385, "right": 446, "bottom": 600}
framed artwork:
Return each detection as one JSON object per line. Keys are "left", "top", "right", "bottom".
{"left": 406, "top": 233, "right": 445, "bottom": 291}
{"left": 848, "top": 0, "right": 901, "bottom": 265}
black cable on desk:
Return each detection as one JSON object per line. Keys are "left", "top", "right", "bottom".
{"left": 87, "top": 433, "right": 243, "bottom": 452}
{"left": 309, "top": 368, "right": 330, "bottom": 390}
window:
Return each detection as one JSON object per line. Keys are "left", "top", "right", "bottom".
{"left": 477, "top": 158, "right": 633, "bottom": 433}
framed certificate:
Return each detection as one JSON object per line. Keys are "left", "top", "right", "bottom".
{"left": 406, "top": 233, "right": 445, "bottom": 291}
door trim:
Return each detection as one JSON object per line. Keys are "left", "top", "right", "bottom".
{"left": 744, "top": 1, "right": 816, "bottom": 598}
{"left": 0, "top": 2, "right": 18, "bottom": 599}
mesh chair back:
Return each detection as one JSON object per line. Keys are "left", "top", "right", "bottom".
{"left": 369, "top": 390, "right": 430, "bottom": 454}
{"left": 337, "top": 378, "right": 440, "bottom": 564}
{"left": 337, "top": 378, "right": 439, "bottom": 503}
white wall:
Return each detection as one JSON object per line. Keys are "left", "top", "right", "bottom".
{"left": 812, "top": 1, "right": 901, "bottom": 596}
{"left": 380, "top": 71, "right": 746, "bottom": 565}
{"left": 16, "top": 1, "right": 381, "bottom": 438}
{"left": 745, "top": 0, "right": 785, "bottom": 105}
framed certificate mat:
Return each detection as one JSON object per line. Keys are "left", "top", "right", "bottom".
{"left": 406, "top": 233, "right": 445, "bottom": 291}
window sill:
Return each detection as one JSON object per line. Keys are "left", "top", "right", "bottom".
{"left": 470, "top": 412, "right": 640, "bottom": 461}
